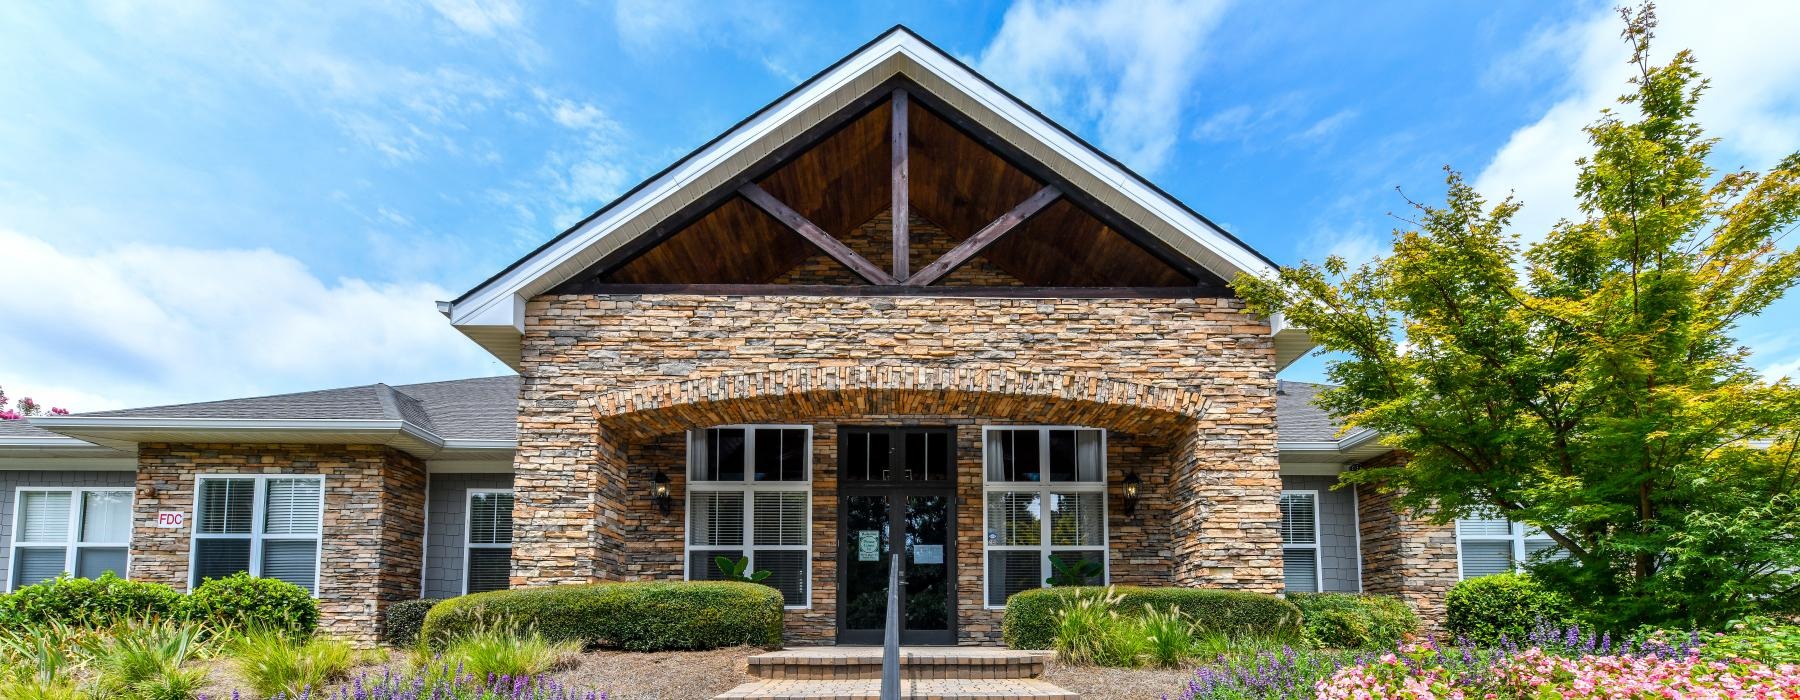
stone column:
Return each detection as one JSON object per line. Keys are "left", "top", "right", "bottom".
{"left": 512, "top": 413, "right": 629, "bottom": 585}
{"left": 1169, "top": 415, "right": 1285, "bottom": 592}
{"left": 1356, "top": 479, "right": 1458, "bottom": 632}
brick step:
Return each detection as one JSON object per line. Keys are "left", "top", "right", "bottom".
{"left": 712, "top": 678, "right": 1079, "bottom": 700}
{"left": 747, "top": 647, "right": 1051, "bottom": 680}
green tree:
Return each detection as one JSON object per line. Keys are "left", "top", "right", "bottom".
{"left": 1236, "top": 4, "right": 1800, "bottom": 631}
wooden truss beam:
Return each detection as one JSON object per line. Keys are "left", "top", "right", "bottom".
{"left": 906, "top": 185, "right": 1061, "bottom": 286}
{"left": 560, "top": 283, "right": 1228, "bottom": 298}
{"left": 738, "top": 183, "right": 896, "bottom": 285}
{"left": 890, "top": 88, "right": 910, "bottom": 281}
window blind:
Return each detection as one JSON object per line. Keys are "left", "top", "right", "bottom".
{"left": 260, "top": 540, "right": 317, "bottom": 593}
{"left": 197, "top": 479, "right": 254, "bottom": 534}
{"left": 1283, "top": 547, "right": 1319, "bottom": 592}
{"left": 465, "top": 548, "right": 511, "bottom": 593}
{"left": 1049, "top": 492, "right": 1103, "bottom": 547}
{"left": 468, "top": 493, "right": 515, "bottom": 545}
{"left": 76, "top": 548, "right": 128, "bottom": 580}
{"left": 986, "top": 551, "right": 1040, "bottom": 606}
{"left": 12, "top": 548, "right": 66, "bottom": 588}
{"left": 752, "top": 491, "right": 805, "bottom": 546}
{"left": 986, "top": 492, "right": 1041, "bottom": 546}
{"left": 1461, "top": 540, "right": 1513, "bottom": 578}
{"left": 753, "top": 550, "right": 806, "bottom": 605}
{"left": 263, "top": 479, "right": 321, "bottom": 535}
{"left": 1456, "top": 518, "right": 1511, "bottom": 537}
{"left": 689, "top": 491, "right": 744, "bottom": 547}
{"left": 1279, "top": 493, "right": 1318, "bottom": 545}
{"left": 17, "top": 491, "right": 71, "bottom": 542}
{"left": 192, "top": 538, "right": 251, "bottom": 584}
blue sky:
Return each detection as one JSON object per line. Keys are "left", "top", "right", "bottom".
{"left": 2, "top": 0, "right": 1797, "bottom": 411}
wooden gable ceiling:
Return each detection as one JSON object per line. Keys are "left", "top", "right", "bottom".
{"left": 595, "top": 86, "right": 1203, "bottom": 289}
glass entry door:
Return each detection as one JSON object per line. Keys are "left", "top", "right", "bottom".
{"left": 837, "top": 428, "right": 955, "bottom": 645}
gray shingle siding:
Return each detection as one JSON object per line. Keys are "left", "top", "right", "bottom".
{"left": 1281, "top": 475, "right": 1361, "bottom": 593}
{"left": 1, "top": 470, "right": 136, "bottom": 588}
{"left": 423, "top": 473, "right": 513, "bottom": 599}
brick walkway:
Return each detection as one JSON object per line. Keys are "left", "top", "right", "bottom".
{"left": 713, "top": 647, "right": 1080, "bottom": 699}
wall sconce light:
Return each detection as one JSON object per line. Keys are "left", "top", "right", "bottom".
{"left": 1122, "top": 472, "right": 1141, "bottom": 517}
{"left": 652, "top": 472, "right": 673, "bottom": 516}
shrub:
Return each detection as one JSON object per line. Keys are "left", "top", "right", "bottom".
{"left": 1288, "top": 593, "right": 1419, "bottom": 649}
{"left": 1137, "top": 604, "right": 1201, "bottom": 668}
{"left": 383, "top": 599, "right": 443, "bottom": 648}
{"left": 0, "top": 574, "right": 182, "bottom": 627}
{"left": 1445, "top": 572, "right": 1576, "bottom": 646}
{"left": 1701, "top": 616, "right": 1800, "bottom": 665}
{"left": 1003, "top": 586, "right": 1302, "bottom": 650}
{"left": 232, "top": 629, "right": 356, "bottom": 698}
{"left": 421, "top": 581, "right": 783, "bottom": 651}
{"left": 435, "top": 626, "right": 580, "bottom": 678}
{"left": 179, "top": 574, "right": 318, "bottom": 638}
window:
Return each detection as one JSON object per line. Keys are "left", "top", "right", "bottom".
{"left": 1279, "top": 491, "right": 1321, "bottom": 593}
{"left": 9, "top": 487, "right": 133, "bottom": 591}
{"left": 464, "top": 490, "right": 514, "bottom": 594}
{"left": 190, "top": 476, "right": 322, "bottom": 594}
{"left": 982, "top": 427, "right": 1107, "bottom": 607}
{"left": 685, "top": 426, "right": 811, "bottom": 607}
{"left": 1456, "top": 516, "right": 1560, "bottom": 579}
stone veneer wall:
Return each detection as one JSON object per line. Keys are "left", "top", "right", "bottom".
{"left": 131, "top": 443, "right": 427, "bottom": 644}
{"left": 616, "top": 418, "right": 1176, "bottom": 644}
{"left": 518, "top": 294, "right": 1282, "bottom": 643}
{"left": 1354, "top": 454, "right": 1458, "bottom": 631}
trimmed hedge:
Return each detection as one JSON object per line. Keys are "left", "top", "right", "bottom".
{"left": 421, "top": 581, "right": 783, "bottom": 651}
{"left": 0, "top": 573, "right": 182, "bottom": 627}
{"left": 1445, "top": 572, "right": 1576, "bottom": 646}
{"left": 1288, "top": 592, "right": 1419, "bottom": 649}
{"left": 181, "top": 573, "right": 319, "bottom": 638}
{"left": 382, "top": 599, "right": 444, "bottom": 647}
{"left": 1002, "top": 586, "right": 1303, "bottom": 650}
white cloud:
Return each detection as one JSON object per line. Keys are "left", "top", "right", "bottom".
{"left": 426, "top": 0, "right": 522, "bottom": 37}
{"left": 611, "top": 0, "right": 800, "bottom": 80}
{"left": 978, "top": 0, "right": 1232, "bottom": 174}
{"left": 0, "top": 230, "right": 504, "bottom": 412}
{"left": 1475, "top": 0, "right": 1800, "bottom": 243}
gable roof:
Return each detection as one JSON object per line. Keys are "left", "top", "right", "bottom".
{"left": 443, "top": 25, "right": 1308, "bottom": 368}
{"left": 20, "top": 376, "right": 519, "bottom": 460}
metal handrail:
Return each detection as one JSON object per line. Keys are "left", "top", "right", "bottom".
{"left": 881, "top": 551, "right": 902, "bottom": 699}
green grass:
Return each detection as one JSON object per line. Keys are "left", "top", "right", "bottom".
{"left": 429, "top": 626, "right": 580, "bottom": 679}
{"left": 231, "top": 629, "right": 357, "bottom": 698}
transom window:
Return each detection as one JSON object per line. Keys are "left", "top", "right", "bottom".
{"left": 1279, "top": 491, "right": 1321, "bottom": 593}
{"left": 465, "top": 489, "right": 514, "bottom": 594}
{"left": 685, "top": 426, "right": 811, "bottom": 608}
{"left": 9, "top": 487, "right": 133, "bottom": 591}
{"left": 982, "top": 427, "right": 1107, "bottom": 607}
{"left": 190, "top": 475, "right": 322, "bottom": 594}
{"left": 1456, "top": 516, "right": 1560, "bottom": 579}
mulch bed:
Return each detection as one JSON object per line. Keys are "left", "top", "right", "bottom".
{"left": 1041, "top": 659, "right": 1196, "bottom": 700}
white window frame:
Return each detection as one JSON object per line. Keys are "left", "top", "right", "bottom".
{"left": 1279, "top": 489, "right": 1324, "bottom": 594}
{"left": 462, "top": 488, "right": 515, "bottom": 595}
{"left": 981, "top": 425, "right": 1110, "bottom": 609}
{"left": 683, "top": 425, "right": 813, "bottom": 610}
{"left": 8, "top": 487, "right": 135, "bottom": 592}
{"left": 188, "top": 474, "right": 324, "bottom": 595}
{"left": 1455, "top": 516, "right": 1557, "bottom": 580}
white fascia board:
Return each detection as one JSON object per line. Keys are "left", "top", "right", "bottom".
{"left": 26, "top": 416, "right": 455, "bottom": 459}
{"left": 888, "top": 38, "right": 1276, "bottom": 281}
{"left": 448, "top": 39, "right": 902, "bottom": 333}
{"left": 446, "top": 30, "right": 1283, "bottom": 358}
{"left": 1278, "top": 427, "right": 1393, "bottom": 465}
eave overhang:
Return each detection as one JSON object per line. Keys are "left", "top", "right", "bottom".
{"left": 1276, "top": 427, "right": 1391, "bottom": 470}
{"left": 444, "top": 26, "right": 1309, "bottom": 370}
{"left": 24, "top": 416, "right": 518, "bottom": 461}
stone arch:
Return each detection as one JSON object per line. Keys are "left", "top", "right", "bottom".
{"left": 586, "top": 365, "right": 1212, "bottom": 440}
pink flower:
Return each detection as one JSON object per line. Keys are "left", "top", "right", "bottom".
{"left": 0, "top": 409, "right": 19, "bottom": 420}
{"left": 49, "top": 407, "right": 69, "bottom": 415}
